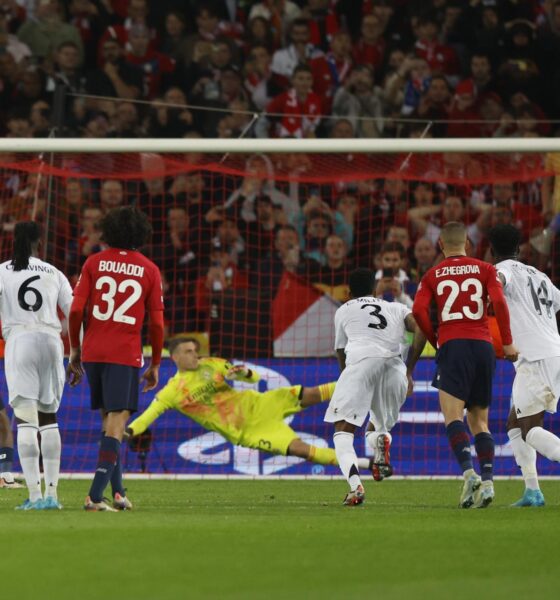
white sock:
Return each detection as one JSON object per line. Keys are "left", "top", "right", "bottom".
{"left": 17, "top": 424, "right": 42, "bottom": 502}
{"left": 357, "top": 458, "right": 371, "bottom": 470}
{"left": 333, "top": 431, "right": 362, "bottom": 491}
{"left": 365, "top": 430, "right": 393, "bottom": 454}
{"left": 40, "top": 424, "right": 61, "bottom": 500}
{"left": 526, "top": 426, "right": 560, "bottom": 462}
{"left": 508, "top": 428, "right": 539, "bottom": 490}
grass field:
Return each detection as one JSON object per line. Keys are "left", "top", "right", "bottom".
{"left": 2, "top": 479, "right": 560, "bottom": 600}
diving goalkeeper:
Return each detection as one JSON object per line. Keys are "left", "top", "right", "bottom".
{"left": 127, "top": 337, "right": 375, "bottom": 472}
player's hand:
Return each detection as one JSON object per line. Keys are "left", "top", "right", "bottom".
{"left": 503, "top": 344, "right": 519, "bottom": 363}
{"left": 66, "top": 348, "right": 84, "bottom": 387}
{"left": 141, "top": 364, "right": 159, "bottom": 391}
{"left": 406, "top": 372, "right": 414, "bottom": 397}
{"left": 123, "top": 427, "right": 133, "bottom": 441}
{"left": 226, "top": 365, "right": 249, "bottom": 380}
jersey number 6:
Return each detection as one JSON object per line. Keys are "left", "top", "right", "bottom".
{"left": 18, "top": 275, "right": 43, "bottom": 312}
{"left": 92, "top": 276, "right": 143, "bottom": 325}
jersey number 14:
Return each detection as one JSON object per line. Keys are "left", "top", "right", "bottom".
{"left": 92, "top": 276, "right": 142, "bottom": 325}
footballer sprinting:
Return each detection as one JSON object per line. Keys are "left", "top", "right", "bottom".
{"left": 0, "top": 222, "right": 73, "bottom": 510}
{"left": 67, "top": 206, "right": 164, "bottom": 512}
{"left": 127, "top": 337, "right": 375, "bottom": 473}
{"left": 325, "top": 268, "right": 426, "bottom": 506}
{"left": 413, "top": 222, "right": 518, "bottom": 508}
{"left": 489, "top": 224, "right": 560, "bottom": 507}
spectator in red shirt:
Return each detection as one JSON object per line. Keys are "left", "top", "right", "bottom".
{"left": 304, "top": 0, "right": 340, "bottom": 53}
{"left": 260, "top": 63, "right": 322, "bottom": 138}
{"left": 352, "top": 12, "right": 386, "bottom": 72}
{"left": 414, "top": 12, "right": 460, "bottom": 83}
{"left": 490, "top": 181, "right": 543, "bottom": 241}
{"left": 125, "top": 23, "right": 175, "bottom": 98}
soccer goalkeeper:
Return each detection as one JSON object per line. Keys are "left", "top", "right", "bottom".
{"left": 127, "top": 337, "right": 375, "bottom": 472}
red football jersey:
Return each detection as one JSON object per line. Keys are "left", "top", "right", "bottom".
{"left": 73, "top": 248, "right": 164, "bottom": 366}
{"left": 412, "top": 255, "right": 512, "bottom": 348}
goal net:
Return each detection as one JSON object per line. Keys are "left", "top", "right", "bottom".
{"left": 0, "top": 139, "right": 558, "bottom": 477}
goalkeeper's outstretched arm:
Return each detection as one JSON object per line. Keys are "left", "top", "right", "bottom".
{"left": 127, "top": 398, "right": 169, "bottom": 436}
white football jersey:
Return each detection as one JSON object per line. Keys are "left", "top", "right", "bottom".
{"left": 0, "top": 257, "right": 73, "bottom": 341}
{"left": 496, "top": 259, "right": 560, "bottom": 361}
{"left": 334, "top": 296, "right": 411, "bottom": 364}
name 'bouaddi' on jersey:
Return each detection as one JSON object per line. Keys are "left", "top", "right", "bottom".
{"left": 73, "top": 248, "right": 163, "bottom": 367}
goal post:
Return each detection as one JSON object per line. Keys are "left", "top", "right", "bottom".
{"left": 0, "top": 137, "right": 559, "bottom": 478}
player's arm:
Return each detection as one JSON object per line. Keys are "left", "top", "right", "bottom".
{"left": 404, "top": 313, "right": 427, "bottom": 397}
{"left": 141, "top": 309, "right": 164, "bottom": 392}
{"left": 141, "top": 268, "right": 165, "bottom": 392}
{"left": 57, "top": 271, "right": 74, "bottom": 319}
{"left": 336, "top": 348, "right": 346, "bottom": 372}
{"left": 225, "top": 362, "right": 260, "bottom": 383}
{"left": 486, "top": 266, "right": 518, "bottom": 361}
{"left": 67, "top": 263, "right": 92, "bottom": 386}
{"left": 411, "top": 279, "right": 437, "bottom": 348}
{"left": 127, "top": 395, "right": 170, "bottom": 437}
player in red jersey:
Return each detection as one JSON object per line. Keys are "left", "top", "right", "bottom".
{"left": 66, "top": 207, "right": 164, "bottom": 512}
{"left": 412, "top": 222, "right": 518, "bottom": 508}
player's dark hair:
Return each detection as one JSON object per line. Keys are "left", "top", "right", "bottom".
{"left": 488, "top": 224, "right": 521, "bottom": 258}
{"left": 11, "top": 221, "right": 41, "bottom": 271}
{"left": 100, "top": 206, "right": 152, "bottom": 250}
{"left": 348, "top": 268, "right": 375, "bottom": 298}
{"left": 168, "top": 337, "right": 200, "bottom": 355}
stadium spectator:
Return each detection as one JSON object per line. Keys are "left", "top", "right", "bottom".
{"left": 411, "top": 236, "right": 437, "bottom": 283}
{"left": 490, "top": 181, "right": 543, "bottom": 240}
{"left": 161, "top": 10, "right": 188, "bottom": 60}
{"left": 249, "top": 0, "right": 301, "bottom": 49}
{"left": 84, "top": 36, "right": 143, "bottom": 115}
{"left": 413, "top": 12, "right": 460, "bottom": 82}
{"left": 244, "top": 15, "right": 276, "bottom": 52}
{"left": 309, "top": 233, "right": 353, "bottom": 302}
{"left": 76, "top": 204, "right": 103, "bottom": 266}
{"left": 109, "top": 100, "right": 143, "bottom": 137}
{"left": 332, "top": 64, "right": 384, "bottom": 138}
{"left": 224, "top": 153, "right": 299, "bottom": 223}
{"left": 255, "top": 224, "right": 315, "bottom": 295}
{"left": 244, "top": 43, "right": 273, "bottom": 110}
{"left": 352, "top": 12, "right": 386, "bottom": 72}
{"left": 374, "top": 241, "right": 414, "bottom": 309}
{"left": 0, "top": 9, "right": 31, "bottom": 63}
{"left": 17, "top": 0, "right": 83, "bottom": 66}
{"left": 270, "top": 18, "right": 323, "bottom": 90}
{"left": 99, "top": 178, "right": 124, "bottom": 213}
{"left": 243, "top": 194, "right": 282, "bottom": 270}
{"left": 261, "top": 63, "right": 322, "bottom": 138}
{"left": 125, "top": 23, "right": 175, "bottom": 98}
{"left": 384, "top": 54, "right": 431, "bottom": 116}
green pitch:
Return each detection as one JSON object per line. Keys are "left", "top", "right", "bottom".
{"left": 2, "top": 479, "right": 559, "bottom": 600}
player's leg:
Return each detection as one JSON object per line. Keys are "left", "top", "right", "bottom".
{"left": 84, "top": 363, "right": 137, "bottom": 511}
{"left": 365, "top": 359, "right": 408, "bottom": 479}
{"left": 12, "top": 397, "right": 43, "bottom": 509}
{"left": 325, "top": 359, "right": 379, "bottom": 501}
{"left": 333, "top": 421, "right": 365, "bottom": 505}
{"left": 36, "top": 336, "right": 65, "bottom": 509}
{"left": 38, "top": 411, "right": 62, "bottom": 509}
{"left": 99, "top": 410, "right": 130, "bottom": 510}
{"left": 507, "top": 406, "right": 543, "bottom": 507}
{"left": 300, "top": 382, "right": 337, "bottom": 408}
{"left": 466, "top": 405, "right": 495, "bottom": 508}
{"left": 0, "top": 404, "right": 22, "bottom": 488}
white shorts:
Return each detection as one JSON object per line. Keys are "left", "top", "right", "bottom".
{"left": 325, "top": 356, "right": 407, "bottom": 429}
{"left": 512, "top": 356, "right": 560, "bottom": 418}
{"left": 5, "top": 332, "right": 65, "bottom": 413}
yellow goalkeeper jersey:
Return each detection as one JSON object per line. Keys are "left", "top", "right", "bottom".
{"left": 128, "top": 358, "right": 261, "bottom": 444}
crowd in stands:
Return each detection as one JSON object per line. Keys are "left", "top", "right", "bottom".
{"left": 0, "top": 0, "right": 560, "bottom": 339}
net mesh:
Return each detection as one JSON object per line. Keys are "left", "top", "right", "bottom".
{"left": 0, "top": 148, "right": 559, "bottom": 477}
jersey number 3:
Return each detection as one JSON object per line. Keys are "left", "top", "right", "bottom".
{"left": 437, "top": 278, "right": 484, "bottom": 322}
{"left": 92, "top": 276, "right": 142, "bottom": 325}
{"left": 360, "top": 303, "right": 388, "bottom": 330}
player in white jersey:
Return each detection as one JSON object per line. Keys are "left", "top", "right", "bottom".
{"left": 325, "top": 268, "right": 426, "bottom": 505}
{"left": 489, "top": 224, "right": 560, "bottom": 507}
{"left": 0, "top": 222, "right": 73, "bottom": 510}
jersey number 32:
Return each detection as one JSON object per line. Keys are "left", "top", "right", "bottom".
{"left": 92, "top": 276, "right": 142, "bottom": 325}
